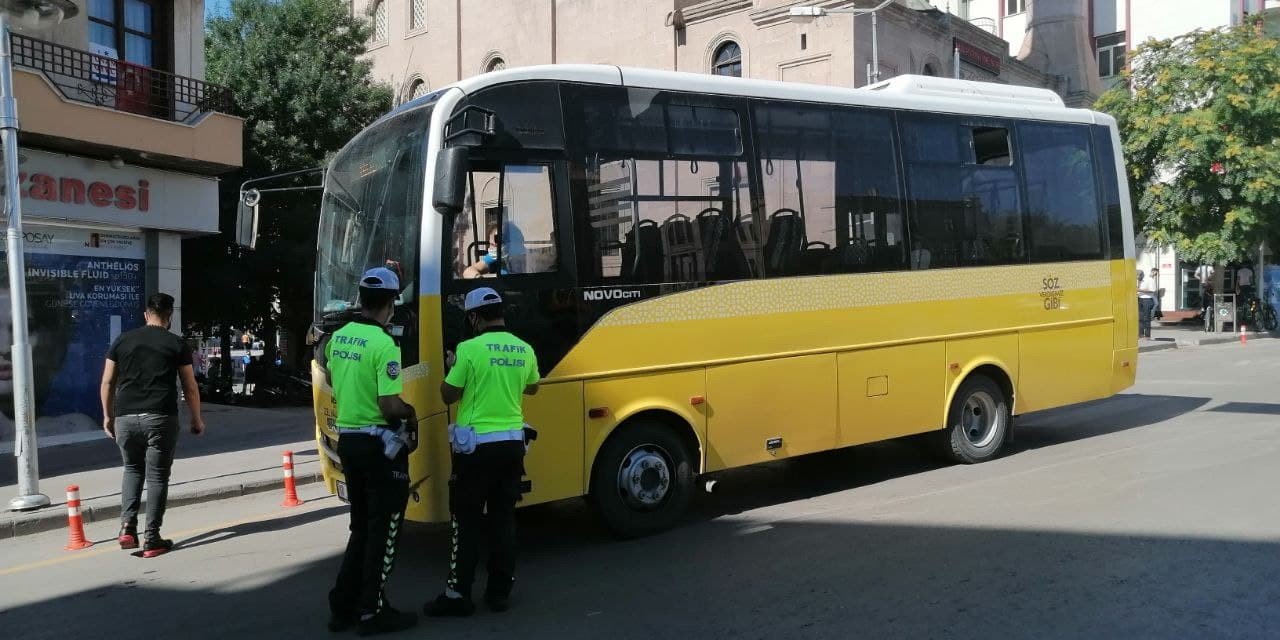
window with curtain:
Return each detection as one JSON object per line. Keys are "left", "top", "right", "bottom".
{"left": 89, "top": 0, "right": 162, "bottom": 69}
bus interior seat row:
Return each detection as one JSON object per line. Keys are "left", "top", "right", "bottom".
{"left": 615, "top": 206, "right": 904, "bottom": 283}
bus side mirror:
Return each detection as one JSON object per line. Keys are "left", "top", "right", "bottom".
{"left": 433, "top": 147, "right": 469, "bottom": 215}
{"left": 235, "top": 188, "right": 261, "bottom": 249}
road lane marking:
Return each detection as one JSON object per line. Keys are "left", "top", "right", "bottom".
{"left": 0, "top": 498, "right": 338, "bottom": 577}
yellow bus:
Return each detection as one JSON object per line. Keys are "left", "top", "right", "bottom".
{"left": 306, "top": 66, "right": 1137, "bottom": 537}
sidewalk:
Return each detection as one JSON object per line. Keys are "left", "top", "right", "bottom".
{"left": 0, "top": 403, "right": 322, "bottom": 539}
{"left": 1140, "top": 320, "right": 1274, "bottom": 353}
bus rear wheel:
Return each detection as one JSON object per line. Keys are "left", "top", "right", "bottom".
{"left": 589, "top": 421, "right": 694, "bottom": 538}
{"left": 938, "top": 375, "right": 1010, "bottom": 464}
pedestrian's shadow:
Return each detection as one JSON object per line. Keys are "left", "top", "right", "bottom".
{"left": 177, "top": 504, "right": 346, "bottom": 551}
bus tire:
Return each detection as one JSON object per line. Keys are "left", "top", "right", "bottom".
{"left": 589, "top": 421, "right": 694, "bottom": 538}
{"left": 938, "top": 375, "right": 1009, "bottom": 464}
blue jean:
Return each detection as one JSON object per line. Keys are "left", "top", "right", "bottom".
{"left": 1138, "top": 297, "right": 1155, "bottom": 338}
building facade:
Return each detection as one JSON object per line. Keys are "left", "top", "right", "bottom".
{"left": 963, "top": 0, "right": 1280, "bottom": 313}
{"left": 355, "top": 0, "right": 1084, "bottom": 106}
{"left": 0, "top": 0, "right": 242, "bottom": 448}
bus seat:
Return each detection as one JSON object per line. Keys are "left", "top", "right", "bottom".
{"left": 696, "top": 208, "right": 751, "bottom": 281}
{"left": 764, "top": 209, "right": 804, "bottom": 277}
{"left": 662, "top": 214, "right": 698, "bottom": 281}
{"left": 622, "top": 219, "right": 664, "bottom": 283}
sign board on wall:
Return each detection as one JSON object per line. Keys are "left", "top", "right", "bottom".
{"left": 0, "top": 224, "right": 146, "bottom": 446}
{"left": 18, "top": 149, "right": 219, "bottom": 234}
{"left": 953, "top": 38, "right": 1002, "bottom": 75}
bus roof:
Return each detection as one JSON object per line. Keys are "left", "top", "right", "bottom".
{"left": 430, "top": 64, "right": 1106, "bottom": 126}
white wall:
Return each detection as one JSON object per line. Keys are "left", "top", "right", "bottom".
{"left": 1093, "top": 0, "right": 1125, "bottom": 35}
{"left": 1130, "top": 0, "right": 1232, "bottom": 45}
{"left": 1002, "top": 11, "right": 1029, "bottom": 56}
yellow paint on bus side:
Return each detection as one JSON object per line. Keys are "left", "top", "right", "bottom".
{"left": 313, "top": 259, "right": 1138, "bottom": 523}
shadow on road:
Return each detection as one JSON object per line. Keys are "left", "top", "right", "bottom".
{"left": 177, "top": 505, "right": 347, "bottom": 551}
{"left": 4, "top": 517, "right": 1278, "bottom": 639}
{"left": 1207, "top": 401, "right": 1280, "bottom": 416}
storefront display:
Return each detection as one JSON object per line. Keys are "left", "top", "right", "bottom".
{"left": 0, "top": 225, "right": 145, "bottom": 445}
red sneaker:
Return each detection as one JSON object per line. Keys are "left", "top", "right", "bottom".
{"left": 118, "top": 530, "right": 139, "bottom": 550}
{"left": 141, "top": 537, "right": 173, "bottom": 558}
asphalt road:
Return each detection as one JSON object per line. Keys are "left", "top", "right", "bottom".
{"left": 1, "top": 341, "right": 1277, "bottom": 639}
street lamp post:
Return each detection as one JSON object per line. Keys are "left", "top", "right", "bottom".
{"left": 2, "top": 0, "right": 78, "bottom": 512}
{"left": 790, "top": 0, "right": 896, "bottom": 86}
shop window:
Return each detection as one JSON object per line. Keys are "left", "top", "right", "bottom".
{"left": 1020, "top": 123, "right": 1104, "bottom": 262}
{"left": 902, "top": 115, "right": 1025, "bottom": 268}
{"left": 754, "top": 102, "right": 906, "bottom": 277}
{"left": 712, "top": 41, "right": 742, "bottom": 77}
{"left": 1096, "top": 32, "right": 1126, "bottom": 78}
{"left": 449, "top": 164, "right": 558, "bottom": 279}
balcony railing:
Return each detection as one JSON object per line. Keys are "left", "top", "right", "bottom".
{"left": 10, "top": 33, "right": 233, "bottom": 124}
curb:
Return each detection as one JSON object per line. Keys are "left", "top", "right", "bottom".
{"left": 1140, "top": 332, "right": 1273, "bottom": 353}
{"left": 1, "top": 468, "right": 325, "bottom": 540}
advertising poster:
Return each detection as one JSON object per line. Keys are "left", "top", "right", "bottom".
{"left": 0, "top": 225, "right": 145, "bottom": 447}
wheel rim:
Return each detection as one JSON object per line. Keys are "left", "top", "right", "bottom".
{"left": 961, "top": 390, "right": 1000, "bottom": 448}
{"left": 617, "top": 444, "right": 673, "bottom": 510}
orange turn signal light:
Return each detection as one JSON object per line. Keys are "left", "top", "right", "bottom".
{"left": 690, "top": 396, "right": 705, "bottom": 406}
{"left": 588, "top": 407, "right": 609, "bottom": 419}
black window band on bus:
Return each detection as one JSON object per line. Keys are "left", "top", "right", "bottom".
{"left": 1091, "top": 125, "right": 1125, "bottom": 260}
{"left": 577, "top": 87, "right": 743, "bottom": 157}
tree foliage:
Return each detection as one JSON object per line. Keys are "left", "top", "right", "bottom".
{"left": 187, "top": 0, "right": 391, "bottom": 364}
{"left": 1095, "top": 23, "right": 1280, "bottom": 263}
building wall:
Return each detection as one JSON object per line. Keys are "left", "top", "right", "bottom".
{"left": 362, "top": 0, "right": 1059, "bottom": 105}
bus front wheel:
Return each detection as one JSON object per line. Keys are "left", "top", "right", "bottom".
{"left": 589, "top": 421, "right": 695, "bottom": 538}
{"left": 938, "top": 375, "right": 1010, "bottom": 464}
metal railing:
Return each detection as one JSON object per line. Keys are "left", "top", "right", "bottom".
{"left": 968, "top": 16, "right": 997, "bottom": 34}
{"left": 9, "top": 33, "right": 233, "bottom": 123}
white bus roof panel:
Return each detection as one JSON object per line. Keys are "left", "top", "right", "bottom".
{"left": 448, "top": 64, "right": 1102, "bottom": 126}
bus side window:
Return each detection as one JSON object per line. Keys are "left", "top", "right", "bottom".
{"left": 452, "top": 164, "right": 559, "bottom": 279}
{"left": 753, "top": 102, "right": 906, "bottom": 277}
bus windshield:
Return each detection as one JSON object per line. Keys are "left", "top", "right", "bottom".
{"left": 314, "top": 104, "right": 433, "bottom": 328}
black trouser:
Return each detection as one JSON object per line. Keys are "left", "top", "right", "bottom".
{"left": 330, "top": 432, "right": 410, "bottom": 618}
{"left": 447, "top": 440, "right": 525, "bottom": 600}
{"left": 116, "top": 413, "right": 179, "bottom": 537}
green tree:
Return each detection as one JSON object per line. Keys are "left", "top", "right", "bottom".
{"left": 1095, "top": 22, "right": 1280, "bottom": 263}
{"left": 190, "top": 0, "right": 391, "bottom": 370}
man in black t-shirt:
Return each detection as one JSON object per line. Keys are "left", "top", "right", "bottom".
{"left": 100, "top": 293, "right": 206, "bottom": 558}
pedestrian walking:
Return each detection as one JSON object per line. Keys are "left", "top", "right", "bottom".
{"left": 1137, "top": 270, "right": 1156, "bottom": 339}
{"left": 427, "top": 287, "right": 539, "bottom": 617}
{"left": 324, "top": 267, "right": 419, "bottom": 636}
{"left": 99, "top": 293, "right": 205, "bottom": 558}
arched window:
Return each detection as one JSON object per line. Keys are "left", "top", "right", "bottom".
{"left": 370, "top": 0, "right": 387, "bottom": 42}
{"left": 410, "top": 0, "right": 426, "bottom": 30}
{"left": 407, "top": 78, "right": 428, "bottom": 100}
{"left": 486, "top": 57, "right": 506, "bottom": 73}
{"left": 712, "top": 41, "right": 742, "bottom": 77}
{"left": 922, "top": 63, "right": 938, "bottom": 76}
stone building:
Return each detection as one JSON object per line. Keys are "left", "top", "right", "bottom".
{"left": 354, "top": 0, "right": 1100, "bottom": 106}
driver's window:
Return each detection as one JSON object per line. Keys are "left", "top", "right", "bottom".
{"left": 451, "top": 163, "right": 558, "bottom": 279}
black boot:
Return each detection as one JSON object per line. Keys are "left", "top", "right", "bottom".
{"left": 356, "top": 606, "right": 417, "bottom": 636}
{"left": 424, "top": 593, "right": 475, "bottom": 617}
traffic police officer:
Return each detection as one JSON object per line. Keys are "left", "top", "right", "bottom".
{"left": 426, "top": 287, "right": 539, "bottom": 617}
{"left": 325, "top": 267, "right": 418, "bottom": 635}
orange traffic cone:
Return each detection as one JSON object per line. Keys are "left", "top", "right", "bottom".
{"left": 1241, "top": 324, "right": 1248, "bottom": 345}
{"left": 64, "top": 485, "right": 92, "bottom": 551}
{"left": 281, "top": 451, "right": 302, "bottom": 507}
